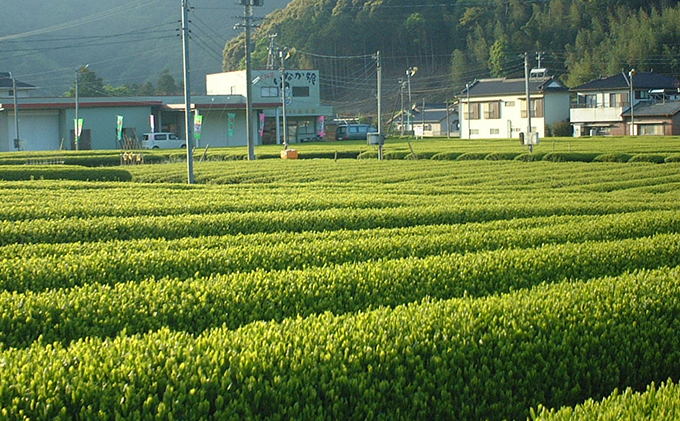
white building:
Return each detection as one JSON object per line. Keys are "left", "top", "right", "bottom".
{"left": 458, "top": 72, "right": 570, "bottom": 140}
{"left": 207, "top": 69, "right": 334, "bottom": 144}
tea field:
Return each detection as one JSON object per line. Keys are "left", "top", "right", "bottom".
{"left": 1, "top": 144, "right": 679, "bottom": 419}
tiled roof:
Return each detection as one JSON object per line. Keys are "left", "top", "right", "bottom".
{"left": 622, "top": 101, "right": 680, "bottom": 117}
{"left": 464, "top": 76, "right": 567, "bottom": 98}
{"left": 572, "top": 72, "right": 679, "bottom": 91}
{"left": 0, "top": 72, "right": 36, "bottom": 90}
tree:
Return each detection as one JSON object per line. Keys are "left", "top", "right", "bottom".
{"left": 450, "top": 49, "right": 469, "bottom": 89}
{"left": 64, "top": 66, "right": 104, "bottom": 97}
{"left": 488, "top": 37, "right": 510, "bottom": 77}
{"left": 155, "top": 70, "right": 178, "bottom": 95}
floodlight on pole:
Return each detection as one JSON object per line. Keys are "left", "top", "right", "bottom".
{"left": 406, "top": 66, "right": 417, "bottom": 134}
{"left": 628, "top": 68, "right": 636, "bottom": 136}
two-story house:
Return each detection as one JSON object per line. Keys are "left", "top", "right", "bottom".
{"left": 458, "top": 71, "right": 570, "bottom": 140}
{"left": 570, "top": 72, "right": 679, "bottom": 136}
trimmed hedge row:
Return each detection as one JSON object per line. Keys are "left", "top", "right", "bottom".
{"left": 2, "top": 209, "right": 679, "bottom": 294}
{"left": 0, "top": 196, "right": 674, "bottom": 246}
{"left": 2, "top": 233, "right": 680, "bottom": 348}
{"left": 0, "top": 165, "right": 132, "bottom": 181}
{"left": 0, "top": 266, "right": 678, "bottom": 420}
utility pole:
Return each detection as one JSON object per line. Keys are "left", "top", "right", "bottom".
{"left": 375, "top": 51, "right": 382, "bottom": 135}
{"left": 280, "top": 49, "right": 288, "bottom": 150}
{"left": 465, "top": 82, "right": 471, "bottom": 139}
{"left": 9, "top": 72, "right": 19, "bottom": 150}
{"left": 266, "top": 33, "right": 278, "bottom": 70}
{"left": 536, "top": 51, "right": 545, "bottom": 68}
{"left": 181, "top": 0, "right": 194, "bottom": 183}
{"left": 399, "top": 78, "right": 405, "bottom": 136}
{"left": 239, "top": 0, "right": 263, "bottom": 161}
{"left": 524, "top": 52, "right": 533, "bottom": 152}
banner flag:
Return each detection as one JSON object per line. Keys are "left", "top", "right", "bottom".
{"left": 317, "top": 115, "right": 326, "bottom": 137}
{"left": 150, "top": 115, "right": 155, "bottom": 133}
{"left": 194, "top": 114, "right": 203, "bottom": 141}
{"left": 259, "top": 112, "right": 265, "bottom": 137}
{"left": 116, "top": 116, "right": 124, "bottom": 142}
{"left": 74, "top": 118, "right": 83, "bottom": 149}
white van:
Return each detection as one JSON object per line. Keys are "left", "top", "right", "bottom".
{"left": 141, "top": 133, "right": 186, "bottom": 149}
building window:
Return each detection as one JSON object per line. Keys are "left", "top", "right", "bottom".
{"left": 484, "top": 102, "right": 500, "bottom": 119}
{"left": 639, "top": 124, "right": 664, "bottom": 135}
{"left": 505, "top": 101, "right": 515, "bottom": 107}
{"left": 261, "top": 86, "right": 279, "bottom": 97}
{"left": 470, "top": 129, "right": 479, "bottom": 135}
{"left": 577, "top": 94, "right": 597, "bottom": 108}
{"left": 467, "top": 103, "right": 480, "bottom": 120}
{"left": 610, "top": 93, "right": 626, "bottom": 107}
{"left": 490, "top": 128, "right": 500, "bottom": 135}
{"left": 520, "top": 98, "right": 544, "bottom": 118}
{"left": 292, "top": 86, "right": 309, "bottom": 97}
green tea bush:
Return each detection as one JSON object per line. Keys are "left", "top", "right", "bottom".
{"left": 485, "top": 152, "right": 521, "bottom": 160}
{"left": 0, "top": 166, "right": 132, "bottom": 182}
{"left": 629, "top": 154, "right": 667, "bottom": 164}
{"left": 531, "top": 379, "right": 679, "bottom": 421}
{"left": 456, "top": 152, "right": 488, "bottom": 161}
{"left": 593, "top": 153, "right": 633, "bottom": 163}
{"left": 664, "top": 154, "right": 680, "bottom": 163}
{"left": 542, "top": 152, "right": 599, "bottom": 162}
{"left": 0, "top": 267, "right": 679, "bottom": 420}
{"left": 430, "top": 152, "right": 462, "bottom": 160}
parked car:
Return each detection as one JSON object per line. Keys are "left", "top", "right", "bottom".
{"left": 141, "top": 132, "right": 186, "bottom": 149}
{"left": 335, "top": 124, "right": 378, "bottom": 140}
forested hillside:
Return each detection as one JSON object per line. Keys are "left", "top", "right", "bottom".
{"left": 223, "top": 0, "right": 680, "bottom": 110}
{"left": 0, "top": 0, "right": 290, "bottom": 96}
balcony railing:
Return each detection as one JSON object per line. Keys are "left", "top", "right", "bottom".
{"left": 570, "top": 101, "right": 630, "bottom": 109}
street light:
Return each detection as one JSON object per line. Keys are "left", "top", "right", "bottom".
{"left": 628, "top": 68, "right": 636, "bottom": 136}
{"left": 406, "top": 66, "right": 417, "bottom": 134}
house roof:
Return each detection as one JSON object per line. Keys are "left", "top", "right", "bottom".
{"left": 572, "top": 72, "right": 679, "bottom": 92}
{"left": 463, "top": 76, "right": 567, "bottom": 98}
{"left": 621, "top": 101, "right": 680, "bottom": 118}
{"left": 0, "top": 72, "right": 37, "bottom": 90}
